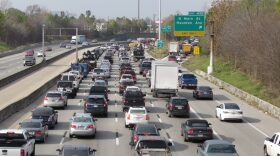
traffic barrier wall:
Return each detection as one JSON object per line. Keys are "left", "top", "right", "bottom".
{"left": 194, "top": 69, "right": 280, "bottom": 120}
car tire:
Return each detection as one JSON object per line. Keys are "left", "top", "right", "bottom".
{"left": 264, "top": 146, "right": 269, "bottom": 156}
{"left": 55, "top": 119, "right": 58, "bottom": 124}
{"left": 125, "top": 124, "right": 128, "bottom": 128}
{"left": 184, "top": 134, "right": 189, "bottom": 142}
{"left": 69, "top": 134, "right": 73, "bottom": 138}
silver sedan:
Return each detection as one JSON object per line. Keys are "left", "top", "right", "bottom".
{"left": 69, "top": 113, "right": 97, "bottom": 138}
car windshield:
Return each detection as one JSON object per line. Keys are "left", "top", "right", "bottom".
{"left": 21, "top": 122, "right": 41, "bottom": 128}
{"left": 25, "top": 56, "right": 33, "bottom": 61}
{"left": 172, "top": 99, "right": 187, "bottom": 105}
{"left": 88, "top": 98, "right": 104, "bottom": 104}
{"left": 63, "top": 149, "right": 89, "bottom": 156}
{"left": 73, "top": 117, "right": 92, "bottom": 123}
{"left": 138, "top": 140, "right": 167, "bottom": 149}
{"left": 46, "top": 93, "right": 61, "bottom": 98}
{"left": 90, "top": 86, "right": 106, "bottom": 93}
{"left": 190, "top": 122, "right": 208, "bottom": 127}
{"left": 130, "top": 110, "right": 146, "bottom": 114}
{"left": 137, "top": 125, "right": 157, "bottom": 135}
{"left": 94, "top": 69, "right": 103, "bottom": 73}
{"left": 122, "top": 75, "right": 132, "bottom": 79}
{"left": 182, "top": 74, "right": 196, "bottom": 79}
{"left": 207, "top": 144, "right": 237, "bottom": 153}
{"left": 225, "top": 103, "right": 240, "bottom": 110}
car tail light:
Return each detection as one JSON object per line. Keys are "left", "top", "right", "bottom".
{"left": 71, "top": 124, "right": 77, "bottom": 128}
{"left": 87, "top": 124, "right": 94, "bottom": 129}
{"left": 124, "top": 99, "right": 128, "bottom": 104}
{"left": 133, "top": 135, "right": 139, "bottom": 142}
{"left": 168, "top": 104, "right": 174, "bottom": 110}
{"left": 20, "top": 149, "right": 25, "bottom": 156}
{"left": 59, "top": 97, "right": 64, "bottom": 101}
{"left": 35, "top": 130, "right": 43, "bottom": 135}
{"left": 209, "top": 91, "right": 213, "bottom": 95}
{"left": 127, "top": 114, "right": 130, "bottom": 120}
{"left": 146, "top": 115, "right": 149, "bottom": 120}
{"left": 207, "top": 129, "right": 213, "bottom": 134}
{"left": 44, "top": 97, "right": 48, "bottom": 100}
{"left": 187, "top": 129, "right": 194, "bottom": 134}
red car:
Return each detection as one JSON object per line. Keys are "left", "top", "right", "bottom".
{"left": 168, "top": 55, "right": 177, "bottom": 61}
{"left": 142, "top": 69, "right": 149, "bottom": 77}
{"left": 120, "top": 70, "right": 137, "bottom": 83}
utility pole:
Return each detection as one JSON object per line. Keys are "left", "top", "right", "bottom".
{"left": 158, "top": 0, "right": 161, "bottom": 40}
{"left": 75, "top": 28, "right": 78, "bottom": 63}
{"left": 207, "top": 20, "right": 215, "bottom": 75}
{"left": 42, "top": 24, "right": 45, "bottom": 60}
{"left": 138, "top": 0, "right": 140, "bottom": 19}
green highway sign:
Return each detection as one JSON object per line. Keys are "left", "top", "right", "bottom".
{"left": 157, "top": 40, "right": 164, "bottom": 48}
{"left": 174, "top": 15, "right": 205, "bottom": 36}
{"left": 161, "top": 25, "right": 171, "bottom": 32}
{"left": 188, "top": 11, "right": 205, "bottom": 16}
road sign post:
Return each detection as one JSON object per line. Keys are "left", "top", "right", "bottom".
{"left": 157, "top": 40, "right": 164, "bottom": 48}
{"left": 174, "top": 15, "right": 205, "bottom": 36}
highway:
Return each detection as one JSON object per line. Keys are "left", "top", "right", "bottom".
{"left": 0, "top": 43, "right": 80, "bottom": 80}
{"left": 0, "top": 49, "right": 279, "bottom": 156}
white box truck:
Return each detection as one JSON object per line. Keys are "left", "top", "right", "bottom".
{"left": 71, "top": 35, "right": 86, "bottom": 44}
{"left": 168, "top": 42, "right": 179, "bottom": 53}
{"left": 151, "top": 60, "right": 178, "bottom": 97}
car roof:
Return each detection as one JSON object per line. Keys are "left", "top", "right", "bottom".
{"left": 171, "top": 96, "right": 187, "bottom": 100}
{"left": 94, "top": 80, "right": 105, "bottom": 83}
{"left": 135, "top": 123, "right": 156, "bottom": 128}
{"left": 204, "top": 139, "right": 233, "bottom": 145}
{"left": 126, "top": 86, "right": 140, "bottom": 89}
{"left": 129, "top": 107, "right": 146, "bottom": 110}
{"left": 47, "top": 91, "right": 62, "bottom": 94}
{"left": 62, "top": 145, "right": 90, "bottom": 150}
{"left": 0, "top": 129, "right": 26, "bottom": 134}
{"left": 73, "top": 113, "right": 92, "bottom": 117}
{"left": 88, "top": 95, "right": 105, "bottom": 98}
{"left": 186, "top": 119, "right": 208, "bottom": 124}
{"left": 138, "top": 136, "right": 166, "bottom": 141}
{"left": 32, "top": 107, "right": 53, "bottom": 115}
{"left": 22, "top": 119, "right": 43, "bottom": 123}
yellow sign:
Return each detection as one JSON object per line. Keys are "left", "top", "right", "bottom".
{"left": 193, "top": 46, "right": 200, "bottom": 55}
{"left": 174, "top": 31, "right": 205, "bottom": 37}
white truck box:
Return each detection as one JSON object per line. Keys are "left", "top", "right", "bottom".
{"left": 264, "top": 132, "right": 280, "bottom": 156}
{"left": 151, "top": 60, "right": 178, "bottom": 97}
{"left": 168, "top": 42, "right": 179, "bottom": 53}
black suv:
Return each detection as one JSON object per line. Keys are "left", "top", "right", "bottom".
{"left": 166, "top": 97, "right": 190, "bottom": 118}
{"left": 122, "top": 90, "right": 146, "bottom": 112}
{"left": 104, "top": 54, "right": 113, "bottom": 64}
{"left": 139, "top": 61, "right": 151, "bottom": 74}
{"left": 83, "top": 95, "right": 108, "bottom": 117}
{"left": 31, "top": 107, "right": 58, "bottom": 129}
{"left": 89, "top": 85, "right": 109, "bottom": 101}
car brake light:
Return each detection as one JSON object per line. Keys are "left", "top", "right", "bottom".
{"left": 35, "top": 130, "right": 43, "bottom": 135}
{"left": 187, "top": 129, "right": 194, "bottom": 134}
{"left": 44, "top": 97, "right": 48, "bottom": 100}
{"left": 168, "top": 104, "right": 174, "bottom": 110}
{"left": 20, "top": 149, "right": 25, "bottom": 156}
{"left": 87, "top": 124, "right": 94, "bottom": 129}
{"left": 133, "top": 135, "right": 139, "bottom": 142}
{"left": 59, "top": 97, "right": 64, "bottom": 101}
{"left": 146, "top": 115, "right": 149, "bottom": 120}
{"left": 207, "top": 129, "right": 213, "bottom": 134}
{"left": 71, "top": 124, "right": 77, "bottom": 128}
{"left": 127, "top": 114, "right": 130, "bottom": 120}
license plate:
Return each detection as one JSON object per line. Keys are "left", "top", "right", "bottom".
{"left": 177, "top": 107, "right": 183, "bottom": 109}
{"left": 198, "top": 134, "right": 203, "bottom": 137}
{"left": 94, "top": 105, "right": 98, "bottom": 108}
{"left": 78, "top": 126, "right": 84, "bottom": 129}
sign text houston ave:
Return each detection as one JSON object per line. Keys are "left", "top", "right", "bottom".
{"left": 174, "top": 15, "right": 205, "bottom": 36}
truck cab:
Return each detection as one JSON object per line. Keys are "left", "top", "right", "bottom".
{"left": 264, "top": 132, "right": 280, "bottom": 156}
{"left": 23, "top": 50, "right": 36, "bottom": 66}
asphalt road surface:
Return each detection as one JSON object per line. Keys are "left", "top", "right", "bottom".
{"left": 0, "top": 50, "right": 279, "bottom": 156}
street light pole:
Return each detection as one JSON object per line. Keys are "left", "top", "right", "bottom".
{"left": 207, "top": 20, "right": 215, "bottom": 75}
{"left": 158, "top": 0, "right": 161, "bottom": 40}
{"left": 75, "top": 27, "right": 78, "bottom": 63}
{"left": 138, "top": 0, "right": 140, "bottom": 19}
{"left": 42, "top": 24, "right": 45, "bottom": 60}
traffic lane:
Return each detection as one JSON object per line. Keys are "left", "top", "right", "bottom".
{"left": 180, "top": 62, "right": 280, "bottom": 136}
{"left": 178, "top": 88, "right": 264, "bottom": 156}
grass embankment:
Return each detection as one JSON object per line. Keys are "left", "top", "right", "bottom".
{"left": 183, "top": 56, "right": 279, "bottom": 107}
{"left": 0, "top": 42, "right": 11, "bottom": 52}
{"left": 147, "top": 46, "right": 168, "bottom": 59}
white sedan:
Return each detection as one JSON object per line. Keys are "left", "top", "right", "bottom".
{"left": 215, "top": 103, "right": 243, "bottom": 122}
{"left": 125, "top": 107, "right": 149, "bottom": 128}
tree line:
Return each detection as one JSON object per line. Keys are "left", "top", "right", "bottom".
{"left": 206, "top": 0, "right": 280, "bottom": 98}
{"left": 0, "top": 3, "right": 149, "bottom": 46}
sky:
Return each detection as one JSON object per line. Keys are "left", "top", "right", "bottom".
{"left": 8, "top": 0, "right": 214, "bottom": 19}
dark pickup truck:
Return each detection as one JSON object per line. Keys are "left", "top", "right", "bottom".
{"left": 122, "top": 90, "right": 146, "bottom": 112}
{"left": 132, "top": 48, "right": 145, "bottom": 62}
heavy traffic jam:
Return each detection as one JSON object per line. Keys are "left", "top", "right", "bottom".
{"left": 0, "top": 39, "right": 250, "bottom": 156}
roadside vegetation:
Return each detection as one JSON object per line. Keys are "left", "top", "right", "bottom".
{"left": 147, "top": 46, "right": 168, "bottom": 59}
{"left": 0, "top": 42, "right": 11, "bottom": 52}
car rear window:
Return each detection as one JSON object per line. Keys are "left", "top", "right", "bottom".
{"left": 73, "top": 117, "right": 92, "bottom": 123}
{"left": 138, "top": 140, "right": 167, "bottom": 149}
{"left": 57, "top": 82, "right": 72, "bottom": 88}
{"left": 94, "top": 69, "right": 103, "bottom": 73}
{"left": 124, "top": 91, "right": 143, "bottom": 98}
{"left": 199, "top": 87, "right": 211, "bottom": 91}
{"left": 62, "top": 75, "right": 75, "bottom": 81}
{"left": 46, "top": 93, "right": 61, "bottom": 98}
{"left": 207, "top": 144, "right": 236, "bottom": 153}
{"left": 88, "top": 98, "right": 104, "bottom": 104}
{"left": 122, "top": 75, "right": 132, "bottom": 79}
{"left": 90, "top": 86, "right": 106, "bottom": 93}
{"left": 130, "top": 110, "right": 146, "bottom": 114}
{"left": 137, "top": 125, "right": 157, "bottom": 135}
{"left": 224, "top": 103, "right": 240, "bottom": 110}
{"left": 21, "top": 122, "right": 41, "bottom": 128}
{"left": 172, "top": 99, "right": 188, "bottom": 105}
{"left": 64, "top": 149, "right": 89, "bottom": 156}
{"left": 121, "top": 81, "right": 134, "bottom": 86}
{"left": 190, "top": 122, "right": 208, "bottom": 127}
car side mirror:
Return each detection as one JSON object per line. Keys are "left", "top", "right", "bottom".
{"left": 56, "top": 149, "right": 61, "bottom": 152}
{"left": 168, "top": 142, "right": 173, "bottom": 146}
{"left": 19, "top": 122, "right": 22, "bottom": 125}
{"left": 265, "top": 137, "right": 272, "bottom": 142}
{"left": 208, "top": 123, "right": 212, "bottom": 125}
{"left": 216, "top": 106, "right": 220, "bottom": 108}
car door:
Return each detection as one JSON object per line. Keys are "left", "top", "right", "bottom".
{"left": 272, "top": 134, "right": 279, "bottom": 156}
{"left": 25, "top": 132, "right": 34, "bottom": 155}
{"left": 216, "top": 104, "right": 223, "bottom": 118}
{"left": 267, "top": 134, "right": 276, "bottom": 155}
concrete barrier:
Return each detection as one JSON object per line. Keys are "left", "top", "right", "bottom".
{"left": 193, "top": 69, "right": 280, "bottom": 120}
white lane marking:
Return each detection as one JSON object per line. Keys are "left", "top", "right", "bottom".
{"left": 115, "top": 118, "right": 118, "bottom": 123}
{"left": 215, "top": 100, "right": 223, "bottom": 104}
{"left": 158, "top": 118, "right": 162, "bottom": 123}
{"left": 168, "top": 138, "right": 174, "bottom": 146}
{"left": 214, "top": 100, "right": 269, "bottom": 137}
{"left": 116, "top": 138, "right": 119, "bottom": 145}
{"left": 59, "top": 137, "right": 65, "bottom": 144}
{"left": 190, "top": 107, "right": 223, "bottom": 140}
